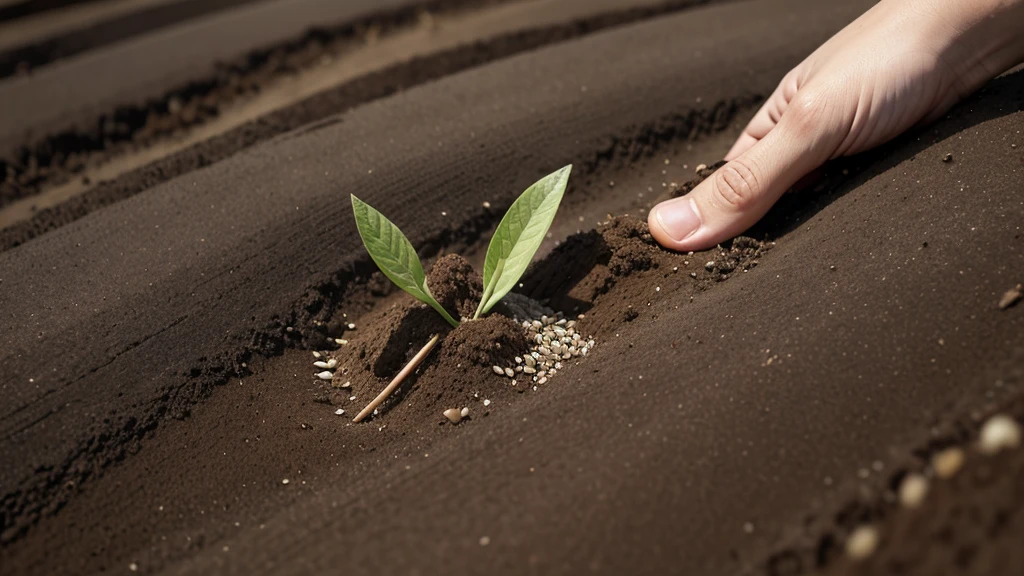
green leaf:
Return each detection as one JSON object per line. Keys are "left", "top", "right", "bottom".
{"left": 474, "top": 165, "right": 571, "bottom": 318}
{"left": 351, "top": 195, "right": 459, "bottom": 328}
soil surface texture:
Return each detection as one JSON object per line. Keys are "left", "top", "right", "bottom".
{"left": 2, "top": 0, "right": 1023, "bottom": 575}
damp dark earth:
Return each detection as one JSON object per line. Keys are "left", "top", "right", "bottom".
{"left": 1, "top": 1, "right": 1022, "bottom": 575}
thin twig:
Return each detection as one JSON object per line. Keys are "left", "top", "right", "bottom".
{"left": 353, "top": 334, "right": 440, "bottom": 423}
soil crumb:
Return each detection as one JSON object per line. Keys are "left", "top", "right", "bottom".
{"left": 426, "top": 253, "right": 483, "bottom": 320}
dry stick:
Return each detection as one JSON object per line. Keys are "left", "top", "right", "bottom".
{"left": 353, "top": 334, "right": 440, "bottom": 423}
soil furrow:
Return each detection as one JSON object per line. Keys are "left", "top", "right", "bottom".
{"left": 0, "top": 0, "right": 723, "bottom": 239}
{"left": 0, "top": 0, "right": 871, "bottom": 548}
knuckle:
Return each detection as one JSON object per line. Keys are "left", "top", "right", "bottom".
{"left": 711, "top": 161, "right": 761, "bottom": 210}
{"left": 786, "top": 89, "right": 824, "bottom": 133}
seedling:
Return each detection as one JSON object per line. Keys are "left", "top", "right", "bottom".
{"left": 350, "top": 165, "right": 572, "bottom": 421}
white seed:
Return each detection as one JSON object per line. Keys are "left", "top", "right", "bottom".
{"left": 493, "top": 365, "right": 505, "bottom": 375}
{"left": 515, "top": 366, "right": 523, "bottom": 373}
{"left": 898, "top": 474, "right": 929, "bottom": 508}
{"left": 979, "top": 414, "right": 1021, "bottom": 455}
{"left": 524, "top": 356, "right": 536, "bottom": 367}
{"left": 460, "top": 407, "right": 470, "bottom": 418}
{"left": 314, "top": 361, "right": 330, "bottom": 369}
{"left": 326, "top": 358, "right": 338, "bottom": 369}
{"left": 538, "top": 346, "right": 551, "bottom": 356}
{"left": 932, "top": 447, "right": 965, "bottom": 478}
{"left": 281, "top": 479, "right": 290, "bottom": 485}
{"left": 339, "top": 381, "right": 351, "bottom": 389}
{"left": 334, "top": 408, "right": 345, "bottom": 416}
{"left": 845, "top": 525, "right": 879, "bottom": 560}
{"left": 523, "top": 367, "right": 536, "bottom": 374}
{"left": 443, "top": 408, "right": 463, "bottom": 424}
{"left": 504, "top": 367, "right": 515, "bottom": 378}
{"left": 483, "top": 399, "right": 491, "bottom": 407}
{"left": 538, "top": 377, "right": 548, "bottom": 384}
{"left": 515, "top": 356, "right": 523, "bottom": 364}
{"left": 316, "top": 371, "right": 333, "bottom": 380}
{"left": 347, "top": 323, "right": 357, "bottom": 330}
{"left": 312, "top": 351, "right": 322, "bottom": 359}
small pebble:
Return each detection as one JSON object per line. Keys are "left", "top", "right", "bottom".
{"left": 898, "top": 474, "right": 929, "bottom": 508}
{"left": 978, "top": 414, "right": 1021, "bottom": 455}
{"left": 483, "top": 399, "right": 491, "bottom": 407}
{"left": 932, "top": 447, "right": 965, "bottom": 478}
{"left": 942, "top": 153, "right": 953, "bottom": 163}
{"left": 998, "top": 284, "right": 1022, "bottom": 310}
{"left": 443, "top": 408, "right": 463, "bottom": 424}
{"left": 845, "top": 525, "right": 879, "bottom": 560}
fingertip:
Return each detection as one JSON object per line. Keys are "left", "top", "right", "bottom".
{"left": 648, "top": 196, "right": 709, "bottom": 252}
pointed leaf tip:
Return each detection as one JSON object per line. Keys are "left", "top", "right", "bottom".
{"left": 475, "top": 166, "right": 572, "bottom": 317}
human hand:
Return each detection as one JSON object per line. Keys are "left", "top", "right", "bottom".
{"left": 648, "top": 0, "right": 1024, "bottom": 251}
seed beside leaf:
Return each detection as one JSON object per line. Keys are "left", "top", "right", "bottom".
{"left": 351, "top": 195, "right": 459, "bottom": 327}
{"left": 474, "top": 165, "right": 571, "bottom": 318}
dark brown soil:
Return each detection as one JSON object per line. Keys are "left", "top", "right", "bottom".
{"left": 3, "top": 1, "right": 1023, "bottom": 575}
{"left": 0, "top": 0, "right": 719, "bottom": 230}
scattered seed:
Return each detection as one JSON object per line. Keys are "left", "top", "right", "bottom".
{"left": 326, "top": 358, "right": 338, "bottom": 369}
{"left": 979, "top": 414, "right": 1021, "bottom": 454}
{"left": 524, "top": 367, "right": 536, "bottom": 374}
{"left": 335, "top": 408, "right": 345, "bottom": 416}
{"left": 314, "top": 361, "right": 330, "bottom": 369}
{"left": 538, "top": 377, "right": 548, "bottom": 384}
{"left": 525, "top": 356, "right": 536, "bottom": 367}
{"left": 482, "top": 201, "right": 491, "bottom": 208}
{"left": 443, "top": 408, "right": 463, "bottom": 424}
{"left": 492, "top": 365, "right": 505, "bottom": 375}
{"left": 281, "top": 479, "right": 290, "bottom": 485}
{"left": 316, "top": 371, "right": 333, "bottom": 380}
{"left": 515, "top": 356, "right": 523, "bottom": 364}
{"left": 845, "top": 525, "right": 879, "bottom": 560}
{"left": 312, "top": 351, "right": 322, "bottom": 359}
{"left": 483, "top": 399, "right": 491, "bottom": 407}
{"left": 504, "top": 367, "right": 515, "bottom": 378}
{"left": 998, "top": 284, "right": 1022, "bottom": 309}
{"left": 932, "top": 447, "right": 965, "bottom": 478}
{"left": 460, "top": 407, "right": 470, "bottom": 418}
{"left": 898, "top": 474, "right": 929, "bottom": 508}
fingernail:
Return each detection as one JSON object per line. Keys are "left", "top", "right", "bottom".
{"left": 654, "top": 198, "right": 701, "bottom": 242}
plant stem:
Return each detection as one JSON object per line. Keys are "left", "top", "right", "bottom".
{"left": 473, "top": 259, "right": 503, "bottom": 320}
{"left": 353, "top": 334, "right": 440, "bottom": 423}
{"left": 429, "top": 301, "right": 460, "bottom": 328}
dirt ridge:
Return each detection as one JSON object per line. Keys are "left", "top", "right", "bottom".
{"left": 0, "top": 0, "right": 719, "bottom": 216}
{"left": 0, "top": 0, "right": 868, "bottom": 544}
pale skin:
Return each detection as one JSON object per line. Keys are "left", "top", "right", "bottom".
{"left": 648, "top": 0, "right": 1024, "bottom": 251}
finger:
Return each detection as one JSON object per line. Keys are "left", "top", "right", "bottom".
{"left": 649, "top": 101, "right": 832, "bottom": 252}
{"left": 726, "top": 71, "right": 800, "bottom": 159}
